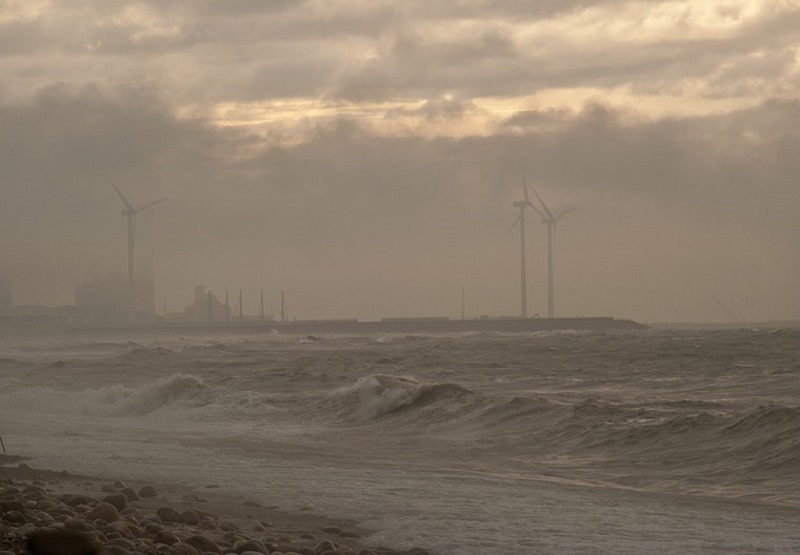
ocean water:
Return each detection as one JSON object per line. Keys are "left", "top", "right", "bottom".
{"left": 1, "top": 327, "right": 799, "bottom": 554}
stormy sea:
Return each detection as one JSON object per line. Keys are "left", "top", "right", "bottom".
{"left": 1, "top": 327, "right": 799, "bottom": 554}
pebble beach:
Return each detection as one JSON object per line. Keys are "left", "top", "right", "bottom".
{"left": 0, "top": 457, "right": 434, "bottom": 555}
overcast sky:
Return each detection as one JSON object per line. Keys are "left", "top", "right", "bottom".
{"left": 1, "top": 0, "right": 799, "bottom": 323}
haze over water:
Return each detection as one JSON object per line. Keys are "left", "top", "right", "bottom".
{"left": 2, "top": 4, "right": 800, "bottom": 552}
{"left": 2, "top": 328, "right": 799, "bottom": 554}
{"left": 1, "top": 1, "right": 799, "bottom": 324}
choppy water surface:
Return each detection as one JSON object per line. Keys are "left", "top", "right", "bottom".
{"left": 1, "top": 328, "right": 799, "bottom": 554}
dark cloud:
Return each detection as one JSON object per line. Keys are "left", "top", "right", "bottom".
{"left": 1, "top": 1, "right": 798, "bottom": 321}
{"left": 3, "top": 1, "right": 798, "bottom": 104}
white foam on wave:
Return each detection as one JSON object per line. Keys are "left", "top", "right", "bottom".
{"left": 96, "top": 373, "right": 207, "bottom": 416}
{"left": 0, "top": 373, "right": 207, "bottom": 418}
{"left": 328, "top": 375, "right": 423, "bottom": 419}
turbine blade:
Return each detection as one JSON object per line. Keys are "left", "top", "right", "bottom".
{"left": 530, "top": 187, "right": 554, "bottom": 220}
{"left": 506, "top": 214, "right": 521, "bottom": 234}
{"left": 522, "top": 172, "right": 530, "bottom": 203}
{"left": 555, "top": 203, "right": 579, "bottom": 220}
{"left": 528, "top": 202, "right": 545, "bottom": 218}
{"left": 135, "top": 197, "right": 167, "bottom": 213}
{"left": 110, "top": 180, "right": 134, "bottom": 211}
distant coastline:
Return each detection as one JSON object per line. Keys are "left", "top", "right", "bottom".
{"left": 1, "top": 314, "right": 648, "bottom": 336}
{"left": 82, "top": 315, "right": 651, "bottom": 336}
{"left": 647, "top": 320, "right": 800, "bottom": 330}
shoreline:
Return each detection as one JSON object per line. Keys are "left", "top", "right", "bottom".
{"left": 0, "top": 456, "right": 434, "bottom": 555}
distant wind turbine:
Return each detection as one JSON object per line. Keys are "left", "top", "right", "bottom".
{"left": 507, "top": 173, "right": 537, "bottom": 318}
{"left": 110, "top": 181, "right": 166, "bottom": 316}
{"left": 528, "top": 187, "right": 578, "bottom": 318}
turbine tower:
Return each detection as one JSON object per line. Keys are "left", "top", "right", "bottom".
{"left": 111, "top": 182, "right": 166, "bottom": 317}
{"left": 508, "top": 174, "right": 536, "bottom": 318}
{"left": 529, "top": 187, "right": 578, "bottom": 318}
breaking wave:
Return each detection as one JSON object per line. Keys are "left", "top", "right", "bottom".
{"left": 0, "top": 373, "right": 208, "bottom": 417}
{"left": 91, "top": 373, "right": 208, "bottom": 416}
{"left": 323, "top": 375, "right": 475, "bottom": 422}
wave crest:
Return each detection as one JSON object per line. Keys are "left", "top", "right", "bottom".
{"left": 324, "top": 375, "right": 474, "bottom": 421}
{"left": 92, "top": 373, "right": 208, "bottom": 416}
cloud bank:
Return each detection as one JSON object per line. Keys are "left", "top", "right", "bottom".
{"left": 1, "top": 0, "right": 798, "bottom": 322}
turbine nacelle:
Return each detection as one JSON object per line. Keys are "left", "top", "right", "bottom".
{"left": 109, "top": 179, "right": 166, "bottom": 320}
{"left": 111, "top": 180, "right": 166, "bottom": 216}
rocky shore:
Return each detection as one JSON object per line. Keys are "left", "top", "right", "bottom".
{"left": 0, "top": 460, "right": 434, "bottom": 555}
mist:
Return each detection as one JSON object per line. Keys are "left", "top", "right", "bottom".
{"left": 1, "top": 1, "right": 798, "bottom": 323}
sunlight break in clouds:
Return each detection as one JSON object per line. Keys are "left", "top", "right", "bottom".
{"left": 1, "top": 0, "right": 798, "bottom": 322}
{"left": 189, "top": 0, "right": 798, "bottom": 145}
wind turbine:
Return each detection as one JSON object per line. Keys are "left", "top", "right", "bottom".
{"left": 508, "top": 174, "right": 537, "bottom": 318}
{"left": 110, "top": 181, "right": 166, "bottom": 316}
{"left": 529, "top": 187, "right": 578, "bottom": 318}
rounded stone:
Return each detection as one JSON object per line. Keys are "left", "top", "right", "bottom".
{"left": 156, "top": 507, "right": 178, "bottom": 522}
{"left": 35, "top": 512, "right": 55, "bottom": 526}
{"left": 154, "top": 530, "right": 180, "bottom": 545}
{"left": 313, "top": 541, "right": 336, "bottom": 554}
{"left": 178, "top": 510, "right": 201, "bottom": 525}
{"left": 105, "top": 521, "right": 134, "bottom": 538}
{"left": 103, "top": 493, "right": 128, "bottom": 512}
{"left": 138, "top": 485, "right": 159, "bottom": 499}
{"left": 219, "top": 521, "right": 239, "bottom": 532}
{"left": 169, "top": 544, "right": 199, "bottom": 555}
{"left": 120, "top": 506, "right": 139, "bottom": 518}
{"left": 64, "top": 495, "right": 95, "bottom": 508}
{"left": 23, "top": 484, "right": 46, "bottom": 494}
{"left": 15, "top": 523, "right": 37, "bottom": 536}
{"left": 85, "top": 530, "right": 108, "bottom": 544}
{"left": 120, "top": 488, "right": 141, "bottom": 502}
{"left": 36, "top": 497, "right": 61, "bottom": 511}
{"left": 3, "top": 510, "right": 26, "bottom": 526}
{"left": 233, "top": 539, "right": 267, "bottom": 554}
{"left": 86, "top": 502, "right": 120, "bottom": 523}
{"left": 183, "top": 534, "right": 222, "bottom": 554}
